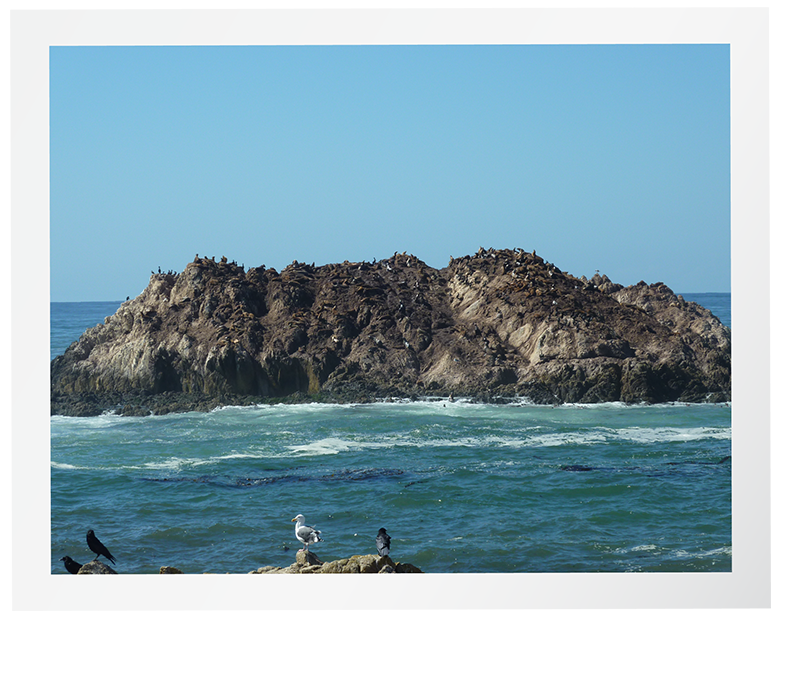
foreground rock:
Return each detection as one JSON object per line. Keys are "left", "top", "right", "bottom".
{"left": 77, "top": 560, "right": 117, "bottom": 574}
{"left": 249, "top": 550, "right": 423, "bottom": 574}
{"left": 51, "top": 249, "right": 731, "bottom": 415}
{"left": 159, "top": 566, "right": 183, "bottom": 574}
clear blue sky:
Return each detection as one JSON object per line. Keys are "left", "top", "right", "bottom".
{"left": 50, "top": 44, "right": 730, "bottom": 302}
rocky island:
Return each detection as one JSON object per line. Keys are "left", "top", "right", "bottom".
{"left": 51, "top": 248, "right": 731, "bottom": 416}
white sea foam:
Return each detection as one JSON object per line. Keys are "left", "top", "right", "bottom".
{"left": 672, "top": 546, "right": 732, "bottom": 560}
{"left": 293, "top": 423, "right": 731, "bottom": 453}
{"left": 495, "top": 426, "right": 730, "bottom": 449}
{"left": 285, "top": 437, "right": 354, "bottom": 456}
{"left": 50, "top": 413, "right": 123, "bottom": 429}
{"left": 137, "top": 450, "right": 285, "bottom": 469}
{"left": 613, "top": 426, "right": 731, "bottom": 444}
{"left": 141, "top": 457, "right": 196, "bottom": 472}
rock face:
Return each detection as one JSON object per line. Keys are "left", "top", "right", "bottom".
{"left": 248, "top": 550, "right": 423, "bottom": 574}
{"left": 51, "top": 249, "right": 731, "bottom": 415}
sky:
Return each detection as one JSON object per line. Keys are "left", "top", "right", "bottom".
{"left": 49, "top": 44, "right": 730, "bottom": 302}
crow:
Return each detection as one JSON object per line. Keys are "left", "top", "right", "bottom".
{"left": 60, "top": 555, "right": 82, "bottom": 574}
{"left": 376, "top": 527, "right": 391, "bottom": 557}
{"left": 86, "top": 529, "right": 116, "bottom": 564}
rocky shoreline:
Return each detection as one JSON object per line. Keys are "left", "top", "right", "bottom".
{"left": 51, "top": 248, "right": 731, "bottom": 416}
{"left": 70, "top": 551, "right": 423, "bottom": 574}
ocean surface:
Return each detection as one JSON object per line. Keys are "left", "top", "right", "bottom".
{"left": 50, "top": 294, "right": 731, "bottom": 574}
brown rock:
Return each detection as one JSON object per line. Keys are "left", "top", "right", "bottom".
{"left": 249, "top": 552, "right": 422, "bottom": 574}
{"left": 159, "top": 566, "right": 183, "bottom": 574}
{"left": 77, "top": 560, "right": 117, "bottom": 574}
{"left": 51, "top": 248, "right": 730, "bottom": 414}
{"left": 295, "top": 550, "right": 323, "bottom": 567}
{"left": 249, "top": 565, "right": 282, "bottom": 574}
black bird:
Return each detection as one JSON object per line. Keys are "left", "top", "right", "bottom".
{"left": 86, "top": 529, "right": 116, "bottom": 565}
{"left": 376, "top": 527, "right": 391, "bottom": 557}
{"left": 60, "top": 555, "right": 82, "bottom": 574}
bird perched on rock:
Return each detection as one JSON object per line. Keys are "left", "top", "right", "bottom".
{"left": 291, "top": 514, "right": 323, "bottom": 551}
{"left": 376, "top": 527, "right": 391, "bottom": 557}
{"left": 60, "top": 555, "right": 82, "bottom": 574}
{"left": 86, "top": 529, "right": 116, "bottom": 565}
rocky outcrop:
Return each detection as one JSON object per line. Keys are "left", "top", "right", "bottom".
{"left": 51, "top": 249, "right": 731, "bottom": 415}
{"left": 248, "top": 550, "right": 423, "bottom": 574}
{"left": 77, "top": 560, "right": 117, "bottom": 574}
{"left": 159, "top": 566, "right": 183, "bottom": 574}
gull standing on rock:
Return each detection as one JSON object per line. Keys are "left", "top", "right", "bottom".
{"left": 292, "top": 514, "right": 323, "bottom": 551}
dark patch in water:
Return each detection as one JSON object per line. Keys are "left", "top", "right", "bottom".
{"left": 322, "top": 468, "right": 405, "bottom": 482}
{"left": 143, "top": 474, "right": 241, "bottom": 489}
{"left": 665, "top": 457, "right": 731, "bottom": 467}
{"left": 144, "top": 467, "right": 406, "bottom": 488}
{"left": 557, "top": 459, "right": 732, "bottom": 478}
{"left": 560, "top": 464, "right": 595, "bottom": 472}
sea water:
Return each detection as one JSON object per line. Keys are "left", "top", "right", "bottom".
{"left": 50, "top": 295, "right": 732, "bottom": 574}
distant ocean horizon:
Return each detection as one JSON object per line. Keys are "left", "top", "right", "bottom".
{"left": 50, "top": 293, "right": 731, "bottom": 574}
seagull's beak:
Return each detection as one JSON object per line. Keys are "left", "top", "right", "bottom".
{"left": 291, "top": 518, "right": 297, "bottom": 522}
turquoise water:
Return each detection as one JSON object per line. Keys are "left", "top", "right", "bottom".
{"left": 50, "top": 296, "right": 732, "bottom": 574}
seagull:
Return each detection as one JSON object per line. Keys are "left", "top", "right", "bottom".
{"left": 376, "top": 528, "right": 391, "bottom": 557}
{"left": 291, "top": 514, "right": 323, "bottom": 551}
{"left": 86, "top": 529, "right": 116, "bottom": 565}
{"left": 60, "top": 555, "right": 82, "bottom": 574}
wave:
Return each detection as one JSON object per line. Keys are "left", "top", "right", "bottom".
{"left": 268, "top": 425, "right": 730, "bottom": 458}
{"left": 347, "top": 426, "right": 730, "bottom": 450}
{"left": 50, "top": 461, "right": 82, "bottom": 470}
{"left": 285, "top": 436, "right": 376, "bottom": 457}
{"left": 152, "top": 397, "right": 732, "bottom": 416}
{"left": 671, "top": 545, "right": 732, "bottom": 560}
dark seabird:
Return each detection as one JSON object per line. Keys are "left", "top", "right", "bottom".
{"left": 291, "top": 514, "right": 323, "bottom": 551}
{"left": 86, "top": 529, "right": 116, "bottom": 565}
{"left": 60, "top": 555, "right": 82, "bottom": 574}
{"left": 376, "top": 527, "right": 391, "bottom": 557}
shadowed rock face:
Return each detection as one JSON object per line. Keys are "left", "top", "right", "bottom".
{"left": 51, "top": 249, "right": 731, "bottom": 415}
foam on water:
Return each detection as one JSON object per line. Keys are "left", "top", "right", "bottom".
{"left": 285, "top": 437, "right": 355, "bottom": 456}
{"left": 50, "top": 462, "right": 80, "bottom": 470}
{"left": 672, "top": 546, "right": 733, "bottom": 559}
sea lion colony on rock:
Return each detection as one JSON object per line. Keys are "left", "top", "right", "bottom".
{"left": 51, "top": 248, "right": 730, "bottom": 416}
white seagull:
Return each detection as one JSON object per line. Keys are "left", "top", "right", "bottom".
{"left": 291, "top": 514, "right": 323, "bottom": 551}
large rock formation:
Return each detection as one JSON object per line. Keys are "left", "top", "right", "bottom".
{"left": 51, "top": 249, "right": 731, "bottom": 415}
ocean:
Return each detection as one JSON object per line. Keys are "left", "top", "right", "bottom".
{"left": 50, "top": 293, "right": 731, "bottom": 574}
